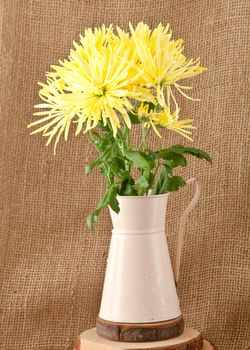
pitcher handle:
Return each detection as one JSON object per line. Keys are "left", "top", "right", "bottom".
{"left": 173, "top": 177, "right": 201, "bottom": 284}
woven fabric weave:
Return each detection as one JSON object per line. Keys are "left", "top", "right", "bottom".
{"left": 0, "top": 1, "right": 249, "bottom": 349}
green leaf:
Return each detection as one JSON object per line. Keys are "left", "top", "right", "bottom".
{"left": 128, "top": 111, "right": 140, "bottom": 124}
{"left": 134, "top": 176, "right": 149, "bottom": 196}
{"left": 168, "top": 144, "right": 185, "bottom": 154}
{"left": 156, "top": 145, "right": 212, "bottom": 167}
{"left": 108, "top": 188, "right": 120, "bottom": 213}
{"left": 142, "top": 167, "right": 150, "bottom": 181}
{"left": 91, "top": 131, "right": 102, "bottom": 139}
{"left": 120, "top": 178, "right": 137, "bottom": 196}
{"left": 87, "top": 184, "right": 119, "bottom": 229}
{"left": 153, "top": 165, "right": 170, "bottom": 195}
{"left": 87, "top": 212, "right": 98, "bottom": 230}
{"left": 147, "top": 172, "right": 155, "bottom": 188}
{"left": 126, "top": 151, "right": 154, "bottom": 170}
{"left": 166, "top": 176, "right": 186, "bottom": 192}
{"left": 148, "top": 151, "right": 157, "bottom": 160}
{"left": 85, "top": 163, "right": 92, "bottom": 175}
{"left": 143, "top": 101, "right": 156, "bottom": 112}
{"left": 171, "top": 153, "right": 187, "bottom": 167}
{"left": 157, "top": 150, "right": 187, "bottom": 167}
{"left": 153, "top": 167, "right": 186, "bottom": 195}
{"left": 85, "top": 146, "right": 112, "bottom": 174}
{"left": 108, "top": 160, "right": 128, "bottom": 180}
{"left": 183, "top": 147, "right": 212, "bottom": 164}
{"left": 97, "top": 120, "right": 111, "bottom": 132}
{"left": 165, "top": 159, "right": 175, "bottom": 172}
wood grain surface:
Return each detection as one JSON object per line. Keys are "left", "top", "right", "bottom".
{"left": 75, "top": 327, "right": 217, "bottom": 350}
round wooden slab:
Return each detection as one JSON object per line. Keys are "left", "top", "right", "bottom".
{"left": 75, "top": 327, "right": 217, "bottom": 350}
{"left": 96, "top": 315, "right": 184, "bottom": 342}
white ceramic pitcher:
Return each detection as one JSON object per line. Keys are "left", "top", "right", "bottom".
{"left": 97, "top": 178, "right": 201, "bottom": 342}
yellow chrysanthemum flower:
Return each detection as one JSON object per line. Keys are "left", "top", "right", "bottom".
{"left": 28, "top": 26, "right": 150, "bottom": 152}
{"left": 28, "top": 23, "right": 206, "bottom": 152}
{"left": 129, "top": 22, "right": 206, "bottom": 107}
{"left": 138, "top": 103, "right": 195, "bottom": 141}
{"left": 28, "top": 78, "right": 82, "bottom": 152}
{"left": 80, "top": 24, "right": 113, "bottom": 56}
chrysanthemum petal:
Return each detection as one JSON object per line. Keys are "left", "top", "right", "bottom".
{"left": 28, "top": 22, "right": 206, "bottom": 150}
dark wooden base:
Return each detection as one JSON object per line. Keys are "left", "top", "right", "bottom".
{"left": 75, "top": 327, "right": 216, "bottom": 350}
{"left": 96, "top": 315, "right": 184, "bottom": 342}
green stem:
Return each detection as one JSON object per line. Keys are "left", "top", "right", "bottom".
{"left": 124, "top": 125, "right": 132, "bottom": 172}
{"left": 153, "top": 137, "right": 164, "bottom": 182}
{"left": 126, "top": 125, "right": 131, "bottom": 151}
{"left": 86, "top": 131, "right": 100, "bottom": 153}
{"left": 85, "top": 131, "right": 112, "bottom": 185}
{"left": 138, "top": 124, "right": 150, "bottom": 151}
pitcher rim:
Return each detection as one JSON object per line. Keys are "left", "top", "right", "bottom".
{"left": 117, "top": 193, "right": 170, "bottom": 199}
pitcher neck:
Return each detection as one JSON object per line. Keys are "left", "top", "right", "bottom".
{"left": 109, "top": 194, "right": 169, "bottom": 232}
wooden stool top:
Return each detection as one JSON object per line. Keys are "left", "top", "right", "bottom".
{"left": 75, "top": 327, "right": 216, "bottom": 350}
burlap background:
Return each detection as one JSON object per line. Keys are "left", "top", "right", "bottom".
{"left": 1, "top": 0, "right": 249, "bottom": 349}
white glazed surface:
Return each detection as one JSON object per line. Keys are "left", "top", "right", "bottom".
{"left": 99, "top": 194, "right": 181, "bottom": 323}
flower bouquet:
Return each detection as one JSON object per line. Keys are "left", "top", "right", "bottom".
{"left": 28, "top": 22, "right": 212, "bottom": 344}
